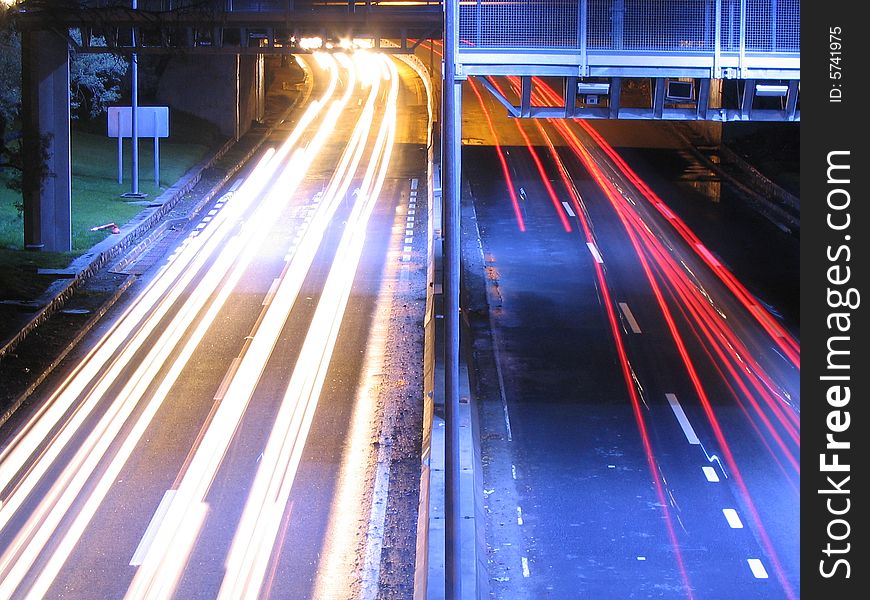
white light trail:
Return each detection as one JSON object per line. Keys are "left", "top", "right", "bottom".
{"left": 0, "top": 55, "right": 342, "bottom": 599}
{"left": 218, "top": 55, "right": 398, "bottom": 600}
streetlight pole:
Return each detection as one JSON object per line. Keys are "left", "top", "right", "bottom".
{"left": 123, "top": 0, "right": 146, "bottom": 198}
{"left": 443, "top": 0, "right": 462, "bottom": 598}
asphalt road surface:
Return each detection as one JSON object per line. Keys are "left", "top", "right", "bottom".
{"left": 0, "top": 51, "right": 429, "bottom": 600}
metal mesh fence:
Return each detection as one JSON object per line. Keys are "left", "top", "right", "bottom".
{"left": 746, "top": 0, "right": 799, "bottom": 51}
{"left": 460, "top": 1, "right": 579, "bottom": 48}
{"left": 459, "top": 0, "right": 799, "bottom": 53}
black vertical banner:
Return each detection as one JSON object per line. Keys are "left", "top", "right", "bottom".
{"left": 802, "top": 0, "right": 868, "bottom": 597}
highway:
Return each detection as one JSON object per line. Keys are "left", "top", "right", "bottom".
{"left": 0, "top": 50, "right": 430, "bottom": 600}
{"left": 420, "top": 41, "right": 800, "bottom": 599}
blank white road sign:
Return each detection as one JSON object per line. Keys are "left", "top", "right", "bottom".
{"left": 108, "top": 106, "right": 169, "bottom": 138}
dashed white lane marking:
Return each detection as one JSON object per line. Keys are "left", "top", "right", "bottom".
{"left": 702, "top": 466, "right": 720, "bottom": 482}
{"left": 521, "top": 556, "right": 530, "bottom": 578}
{"left": 207, "top": 209, "right": 218, "bottom": 216}
{"left": 405, "top": 228, "right": 414, "bottom": 236}
{"left": 586, "top": 242, "right": 604, "bottom": 264}
{"left": 695, "top": 243, "right": 721, "bottom": 267}
{"left": 516, "top": 507, "right": 524, "bottom": 525}
{"left": 406, "top": 216, "right": 415, "bottom": 223}
{"left": 229, "top": 177, "right": 245, "bottom": 192}
{"left": 410, "top": 178, "right": 418, "bottom": 190}
{"left": 561, "top": 201, "right": 576, "bottom": 217}
{"left": 401, "top": 255, "right": 411, "bottom": 262}
{"left": 408, "top": 209, "right": 416, "bottom": 215}
{"left": 262, "top": 278, "right": 281, "bottom": 306}
{"left": 130, "top": 490, "right": 176, "bottom": 566}
{"left": 747, "top": 559, "right": 769, "bottom": 579}
{"left": 666, "top": 393, "right": 700, "bottom": 445}
{"left": 403, "top": 245, "right": 413, "bottom": 253}
{"left": 618, "top": 302, "right": 642, "bottom": 334}
{"left": 405, "top": 237, "right": 414, "bottom": 244}
{"left": 636, "top": 556, "right": 646, "bottom": 561}
{"left": 511, "top": 464, "right": 517, "bottom": 480}
{"left": 723, "top": 508, "right": 744, "bottom": 528}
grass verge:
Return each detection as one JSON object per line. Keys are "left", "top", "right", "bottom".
{"left": 1, "top": 108, "right": 223, "bottom": 301}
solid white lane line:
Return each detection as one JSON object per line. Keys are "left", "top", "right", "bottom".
{"left": 521, "top": 556, "right": 530, "bottom": 578}
{"left": 262, "top": 278, "right": 281, "bottom": 306}
{"left": 213, "top": 357, "right": 242, "bottom": 401}
{"left": 618, "top": 302, "right": 642, "bottom": 334}
{"left": 130, "top": 491, "right": 176, "bottom": 566}
{"left": 666, "top": 393, "right": 700, "bottom": 445}
{"left": 747, "top": 558, "right": 769, "bottom": 579}
{"left": 586, "top": 242, "right": 604, "bottom": 264}
{"left": 702, "top": 466, "right": 720, "bottom": 482}
{"left": 561, "top": 201, "right": 575, "bottom": 217}
{"left": 723, "top": 508, "right": 743, "bottom": 528}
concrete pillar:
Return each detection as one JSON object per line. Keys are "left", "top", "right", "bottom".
{"left": 21, "top": 30, "right": 72, "bottom": 252}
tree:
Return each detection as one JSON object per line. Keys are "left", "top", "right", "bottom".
{"left": 0, "top": 14, "right": 25, "bottom": 201}
{"left": 0, "top": 13, "right": 129, "bottom": 204}
{"left": 68, "top": 28, "right": 128, "bottom": 120}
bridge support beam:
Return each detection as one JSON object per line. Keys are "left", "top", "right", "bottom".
{"left": 21, "top": 30, "right": 72, "bottom": 252}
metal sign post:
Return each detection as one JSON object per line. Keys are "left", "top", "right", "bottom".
{"left": 126, "top": 0, "right": 145, "bottom": 198}
{"left": 108, "top": 106, "right": 170, "bottom": 190}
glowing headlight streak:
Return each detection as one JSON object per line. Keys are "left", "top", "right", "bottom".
{"left": 14, "top": 150, "right": 314, "bottom": 600}
{"left": 0, "top": 57, "right": 342, "bottom": 597}
{"left": 122, "top": 54, "right": 384, "bottom": 600}
{"left": 0, "top": 55, "right": 340, "bottom": 505}
{"left": 217, "top": 55, "right": 399, "bottom": 600}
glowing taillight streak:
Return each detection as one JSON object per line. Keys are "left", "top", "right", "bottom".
{"left": 524, "top": 118, "right": 696, "bottom": 599}
{"left": 532, "top": 78, "right": 799, "bottom": 367}
{"left": 122, "top": 55, "right": 388, "bottom": 600}
{"left": 465, "top": 78, "right": 525, "bottom": 232}
{"left": 217, "top": 55, "right": 398, "bottom": 600}
{"left": 550, "top": 117, "right": 796, "bottom": 600}
{"left": 486, "top": 78, "right": 571, "bottom": 232}
{"left": 548, "top": 114, "right": 800, "bottom": 453}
